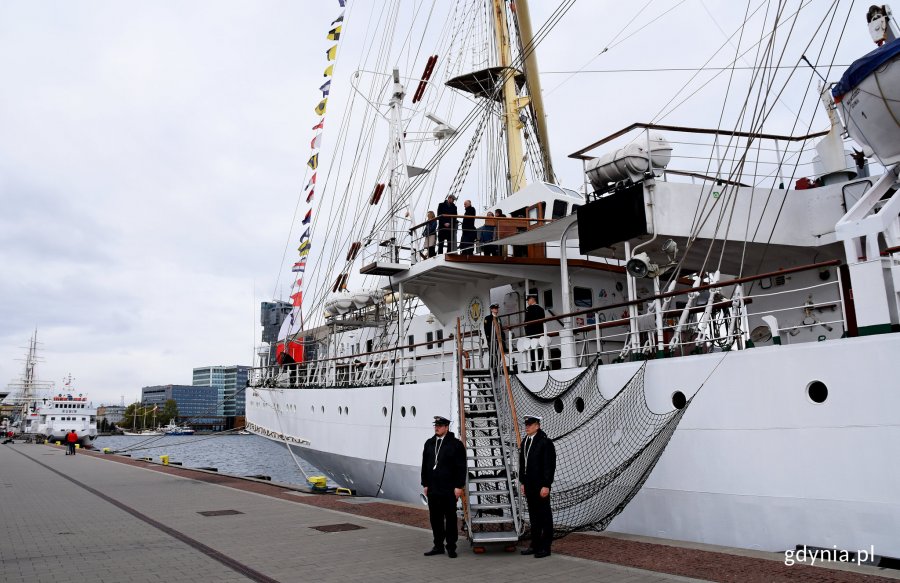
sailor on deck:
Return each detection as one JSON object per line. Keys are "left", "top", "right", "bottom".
{"left": 421, "top": 415, "right": 466, "bottom": 558}
{"left": 519, "top": 415, "right": 556, "bottom": 558}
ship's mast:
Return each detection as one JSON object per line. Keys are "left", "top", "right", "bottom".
{"left": 491, "top": 0, "right": 528, "bottom": 194}
{"left": 512, "top": 0, "right": 554, "bottom": 183}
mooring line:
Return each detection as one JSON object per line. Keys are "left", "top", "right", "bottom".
{"left": 11, "top": 447, "right": 282, "bottom": 583}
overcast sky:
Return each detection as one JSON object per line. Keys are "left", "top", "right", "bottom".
{"left": 0, "top": 1, "right": 873, "bottom": 405}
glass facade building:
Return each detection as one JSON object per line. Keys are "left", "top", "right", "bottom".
{"left": 141, "top": 384, "right": 220, "bottom": 426}
{"left": 192, "top": 365, "right": 249, "bottom": 417}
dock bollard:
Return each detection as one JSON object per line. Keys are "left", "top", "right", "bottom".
{"left": 56, "top": 441, "right": 61, "bottom": 446}
{"left": 75, "top": 444, "right": 80, "bottom": 449}
{"left": 102, "top": 448, "right": 111, "bottom": 454}
{"left": 160, "top": 455, "right": 169, "bottom": 465}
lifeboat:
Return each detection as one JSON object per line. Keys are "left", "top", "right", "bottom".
{"left": 585, "top": 134, "right": 672, "bottom": 191}
{"left": 833, "top": 38, "right": 900, "bottom": 165}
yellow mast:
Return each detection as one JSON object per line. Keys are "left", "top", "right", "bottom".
{"left": 512, "top": 0, "right": 554, "bottom": 182}
{"left": 491, "top": 0, "right": 528, "bottom": 194}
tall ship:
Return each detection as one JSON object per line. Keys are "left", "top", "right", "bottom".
{"left": 4, "top": 334, "right": 98, "bottom": 446}
{"left": 247, "top": 1, "right": 900, "bottom": 558}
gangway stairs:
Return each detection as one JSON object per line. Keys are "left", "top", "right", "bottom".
{"left": 460, "top": 367, "right": 523, "bottom": 550}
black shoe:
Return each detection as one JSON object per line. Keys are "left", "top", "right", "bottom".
{"left": 424, "top": 548, "right": 444, "bottom": 556}
{"left": 534, "top": 550, "right": 551, "bottom": 558}
{"left": 520, "top": 548, "right": 535, "bottom": 555}
{"left": 447, "top": 550, "right": 457, "bottom": 558}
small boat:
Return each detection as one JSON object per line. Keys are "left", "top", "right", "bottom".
{"left": 162, "top": 421, "right": 194, "bottom": 436}
{"left": 122, "top": 429, "right": 163, "bottom": 436}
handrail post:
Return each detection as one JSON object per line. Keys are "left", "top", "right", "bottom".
{"left": 454, "top": 318, "right": 470, "bottom": 529}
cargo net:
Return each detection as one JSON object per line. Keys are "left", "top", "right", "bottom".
{"left": 497, "top": 357, "right": 691, "bottom": 538}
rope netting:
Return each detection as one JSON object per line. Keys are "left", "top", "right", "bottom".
{"left": 495, "top": 357, "right": 691, "bottom": 538}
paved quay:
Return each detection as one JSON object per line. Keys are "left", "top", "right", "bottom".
{"left": 1, "top": 444, "right": 896, "bottom": 583}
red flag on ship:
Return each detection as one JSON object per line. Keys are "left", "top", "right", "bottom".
{"left": 312, "top": 119, "right": 324, "bottom": 131}
{"left": 291, "top": 291, "right": 303, "bottom": 307}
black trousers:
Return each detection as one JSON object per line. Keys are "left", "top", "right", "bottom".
{"left": 427, "top": 491, "right": 458, "bottom": 550}
{"left": 67, "top": 442, "right": 76, "bottom": 455}
{"left": 438, "top": 229, "right": 455, "bottom": 254}
{"left": 525, "top": 487, "right": 553, "bottom": 552}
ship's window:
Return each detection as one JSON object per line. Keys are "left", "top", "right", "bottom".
{"left": 410, "top": 406, "right": 416, "bottom": 417}
{"left": 408, "top": 335, "right": 415, "bottom": 352}
{"left": 672, "top": 391, "right": 687, "bottom": 410}
{"left": 345, "top": 406, "right": 349, "bottom": 415}
{"left": 426, "top": 331, "right": 434, "bottom": 349}
{"left": 436, "top": 329, "right": 444, "bottom": 347}
{"left": 401, "top": 406, "right": 407, "bottom": 417}
{"left": 382, "top": 406, "right": 387, "bottom": 417}
{"left": 551, "top": 200, "right": 568, "bottom": 219}
{"left": 574, "top": 287, "right": 593, "bottom": 308}
{"left": 51, "top": 417, "right": 55, "bottom": 420}
{"left": 543, "top": 289, "right": 553, "bottom": 309}
{"left": 366, "top": 339, "right": 374, "bottom": 353}
{"left": 807, "top": 381, "right": 828, "bottom": 404}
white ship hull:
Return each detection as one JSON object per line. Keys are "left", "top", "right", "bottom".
{"left": 248, "top": 333, "right": 900, "bottom": 556}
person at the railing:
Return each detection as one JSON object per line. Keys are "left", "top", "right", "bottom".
{"left": 459, "top": 199, "right": 477, "bottom": 256}
{"left": 524, "top": 294, "right": 546, "bottom": 371}
{"left": 495, "top": 209, "right": 514, "bottom": 258}
{"left": 519, "top": 415, "right": 556, "bottom": 559}
{"left": 483, "top": 303, "right": 507, "bottom": 369}
{"left": 478, "top": 211, "right": 499, "bottom": 256}
{"left": 421, "top": 415, "right": 466, "bottom": 559}
{"left": 420, "top": 210, "right": 437, "bottom": 259}
{"left": 437, "top": 194, "right": 458, "bottom": 254}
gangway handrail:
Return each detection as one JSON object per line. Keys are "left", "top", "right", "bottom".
{"left": 455, "top": 318, "right": 471, "bottom": 533}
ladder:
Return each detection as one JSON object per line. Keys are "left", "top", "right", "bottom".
{"left": 460, "top": 366, "right": 523, "bottom": 548}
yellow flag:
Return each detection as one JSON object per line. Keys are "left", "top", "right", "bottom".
{"left": 314, "top": 98, "right": 327, "bottom": 116}
{"left": 324, "top": 64, "right": 334, "bottom": 77}
{"left": 327, "top": 26, "right": 341, "bottom": 41}
{"left": 326, "top": 45, "right": 337, "bottom": 61}
{"left": 297, "top": 241, "right": 311, "bottom": 255}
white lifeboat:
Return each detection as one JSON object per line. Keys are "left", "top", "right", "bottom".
{"left": 326, "top": 290, "right": 354, "bottom": 314}
{"left": 833, "top": 38, "right": 900, "bottom": 165}
{"left": 585, "top": 134, "right": 672, "bottom": 191}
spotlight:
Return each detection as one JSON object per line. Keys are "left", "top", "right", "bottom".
{"left": 626, "top": 252, "right": 656, "bottom": 279}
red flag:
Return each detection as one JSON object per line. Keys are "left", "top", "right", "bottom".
{"left": 306, "top": 189, "right": 314, "bottom": 203}
{"left": 312, "top": 119, "right": 324, "bottom": 131}
{"left": 291, "top": 291, "right": 303, "bottom": 307}
{"left": 302, "top": 209, "right": 312, "bottom": 225}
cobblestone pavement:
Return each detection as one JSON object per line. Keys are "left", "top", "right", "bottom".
{"left": 1, "top": 444, "right": 896, "bottom": 583}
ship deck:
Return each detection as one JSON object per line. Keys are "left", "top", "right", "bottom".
{"left": 1, "top": 442, "right": 896, "bottom": 583}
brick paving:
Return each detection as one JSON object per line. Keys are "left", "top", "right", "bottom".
{"left": 2, "top": 443, "right": 897, "bottom": 583}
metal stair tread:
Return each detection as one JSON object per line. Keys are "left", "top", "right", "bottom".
{"left": 469, "top": 476, "right": 509, "bottom": 484}
{"left": 470, "top": 503, "right": 511, "bottom": 510}
{"left": 471, "top": 515, "right": 514, "bottom": 525}
{"left": 471, "top": 530, "right": 519, "bottom": 543}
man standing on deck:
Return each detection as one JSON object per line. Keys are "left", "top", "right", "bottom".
{"left": 421, "top": 415, "right": 466, "bottom": 558}
{"left": 459, "top": 199, "right": 477, "bottom": 255}
{"left": 483, "top": 303, "right": 507, "bottom": 369}
{"left": 523, "top": 294, "right": 546, "bottom": 370}
{"left": 519, "top": 415, "right": 556, "bottom": 558}
{"left": 65, "top": 429, "right": 78, "bottom": 455}
{"left": 437, "top": 194, "right": 458, "bottom": 254}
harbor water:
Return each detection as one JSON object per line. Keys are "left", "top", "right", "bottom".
{"left": 94, "top": 434, "right": 325, "bottom": 486}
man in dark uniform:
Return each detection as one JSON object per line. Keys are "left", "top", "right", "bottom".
{"left": 523, "top": 294, "right": 546, "bottom": 370}
{"left": 459, "top": 199, "right": 477, "bottom": 255}
{"left": 483, "top": 303, "right": 506, "bottom": 369}
{"left": 518, "top": 415, "right": 555, "bottom": 558}
{"left": 436, "top": 195, "right": 458, "bottom": 254}
{"left": 421, "top": 415, "right": 466, "bottom": 558}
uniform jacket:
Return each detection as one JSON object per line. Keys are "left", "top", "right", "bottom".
{"left": 524, "top": 303, "right": 546, "bottom": 337}
{"left": 436, "top": 200, "right": 458, "bottom": 232}
{"left": 421, "top": 431, "right": 466, "bottom": 494}
{"left": 483, "top": 314, "right": 506, "bottom": 349}
{"left": 518, "top": 429, "right": 556, "bottom": 490}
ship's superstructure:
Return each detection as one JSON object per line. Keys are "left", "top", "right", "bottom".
{"left": 247, "top": 1, "right": 900, "bottom": 559}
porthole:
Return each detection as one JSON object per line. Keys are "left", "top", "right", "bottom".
{"left": 320, "top": 405, "right": 325, "bottom": 413}
{"left": 310, "top": 405, "right": 314, "bottom": 413}
{"left": 338, "top": 407, "right": 343, "bottom": 415}
{"left": 345, "top": 406, "right": 349, "bottom": 415}
{"left": 574, "top": 397, "right": 585, "bottom": 413}
{"left": 401, "top": 406, "right": 407, "bottom": 417}
{"left": 807, "top": 380, "right": 828, "bottom": 404}
{"left": 410, "top": 406, "right": 416, "bottom": 417}
{"left": 671, "top": 391, "right": 687, "bottom": 410}
{"left": 382, "top": 406, "right": 388, "bottom": 417}
{"left": 553, "top": 398, "right": 564, "bottom": 413}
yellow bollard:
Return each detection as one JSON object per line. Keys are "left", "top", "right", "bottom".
{"left": 160, "top": 455, "right": 169, "bottom": 465}
{"left": 56, "top": 441, "right": 61, "bottom": 446}
{"left": 75, "top": 444, "right": 80, "bottom": 449}
{"left": 102, "top": 448, "right": 111, "bottom": 454}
